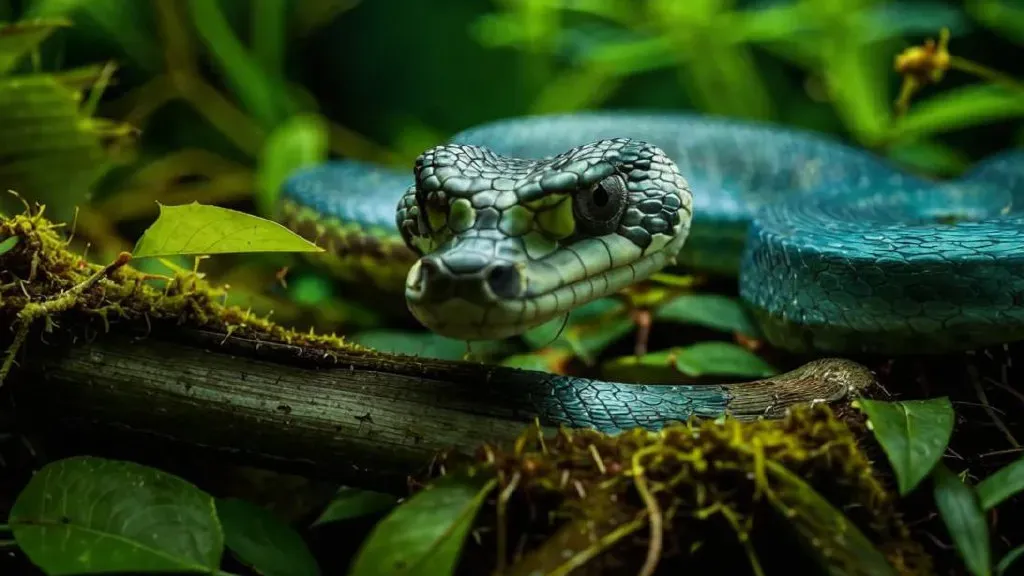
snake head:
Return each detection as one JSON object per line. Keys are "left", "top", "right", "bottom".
{"left": 395, "top": 138, "right": 693, "bottom": 340}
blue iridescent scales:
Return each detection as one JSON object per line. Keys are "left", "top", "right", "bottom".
{"left": 278, "top": 112, "right": 1024, "bottom": 433}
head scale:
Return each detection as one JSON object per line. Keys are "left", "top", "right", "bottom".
{"left": 395, "top": 138, "right": 693, "bottom": 340}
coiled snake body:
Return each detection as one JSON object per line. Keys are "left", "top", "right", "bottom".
{"left": 279, "top": 112, "right": 1024, "bottom": 433}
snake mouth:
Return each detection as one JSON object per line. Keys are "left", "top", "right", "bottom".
{"left": 404, "top": 232, "right": 687, "bottom": 341}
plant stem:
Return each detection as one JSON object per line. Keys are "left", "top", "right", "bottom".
{"left": 950, "top": 56, "right": 1024, "bottom": 94}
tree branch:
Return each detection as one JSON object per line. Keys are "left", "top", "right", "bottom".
{"left": 8, "top": 327, "right": 858, "bottom": 491}
{"left": 9, "top": 330, "right": 551, "bottom": 490}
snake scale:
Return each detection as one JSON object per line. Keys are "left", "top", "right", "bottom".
{"left": 277, "top": 112, "right": 1024, "bottom": 433}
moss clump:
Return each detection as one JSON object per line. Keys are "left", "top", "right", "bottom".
{"left": 448, "top": 404, "right": 930, "bottom": 575}
{"left": 0, "top": 207, "right": 370, "bottom": 381}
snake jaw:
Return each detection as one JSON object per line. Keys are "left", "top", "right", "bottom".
{"left": 399, "top": 138, "right": 694, "bottom": 340}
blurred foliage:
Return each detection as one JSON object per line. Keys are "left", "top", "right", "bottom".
{"left": 0, "top": 0, "right": 1021, "bottom": 377}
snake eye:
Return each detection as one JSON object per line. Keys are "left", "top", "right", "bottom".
{"left": 573, "top": 175, "right": 626, "bottom": 235}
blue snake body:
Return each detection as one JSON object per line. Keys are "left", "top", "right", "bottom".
{"left": 278, "top": 112, "right": 1024, "bottom": 431}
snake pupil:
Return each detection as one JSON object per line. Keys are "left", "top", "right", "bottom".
{"left": 573, "top": 175, "right": 626, "bottom": 235}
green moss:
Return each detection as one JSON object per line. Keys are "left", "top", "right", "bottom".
{"left": 447, "top": 405, "right": 931, "bottom": 575}
{"left": 0, "top": 206, "right": 374, "bottom": 383}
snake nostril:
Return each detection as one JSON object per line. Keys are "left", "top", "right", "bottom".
{"left": 409, "top": 258, "right": 440, "bottom": 292}
{"left": 420, "top": 259, "right": 440, "bottom": 281}
{"left": 485, "top": 264, "right": 522, "bottom": 300}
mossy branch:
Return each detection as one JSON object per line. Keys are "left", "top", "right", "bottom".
{"left": 0, "top": 250, "right": 131, "bottom": 384}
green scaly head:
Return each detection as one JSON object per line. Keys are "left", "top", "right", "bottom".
{"left": 395, "top": 138, "right": 694, "bottom": 340}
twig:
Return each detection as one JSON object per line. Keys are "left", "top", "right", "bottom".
{"left": 968, "top": 365, "right": 1020, "bottom": 449}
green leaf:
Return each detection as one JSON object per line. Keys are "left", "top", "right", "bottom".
{"left": 349, "top": 472, "right": 496, "bottom": 576}
{"left": 673, "top": 341, "right": 777, "bottom": 378}
{"left": 0, "top": 74, "right": 122, "bottom": 221}
{"left": 932, "top": 464, "right": 991, "bottom": 576}
{"left": 997, "top": 545, "right": 1024, "bottom": 576}
{"left": 0, "top": 235, "right": 18, "bottom": 256}
{"left": 217, "top": 498, "right": 320, "bottom": 576}
{"left": 0, "top": 19, "right": 70, "bottom": 75}
{"left": 600, "top": 348, "right": 684, "bottom": 384}
{"left": 250, "top": 0, "right": 288, "bottom": 78}
{"left": 821, "top": 40, "right": 892, "bottom": 144}
{"left": 859, "top": 397, "right": 954, "bottom": 495}
{"left": 9, "top": 456, "right": 223, "bottom": 575}
{"left": 891, "top": 85, "right": 1024, "bottom": 141}
{"left": 255, "top": 114, "right": 328, "bottom": 216}
{"left": 653, "top": 294, "right": 760, "bottom": 336}
{"left": 523, "top": 297, "right": 632, "bottom": 360}
{"left": 132, "top": 202, "right": 323, "bottom": 259}
{"left": 763, "top": 460, "right": 900, "bottom": 576}
{"left": 965, "top": 0, "right": 1024, "bottom": 45}
{"left": 186, "top": 0, "right": 295, "bottom": 130}
{"left": 976, "top": 457, "right": 1024, "bottom": 511}
{"left": 885, "top": 140, "right": 971, "bottom": 177}
{"left": 27, "top": 0, "right": 162, "bottom": 72}
{"left": 500, "top": 349, "right": 573, "bottom": 374}
{"left": 311, "top": 487, "right": 399, "bottom": 527}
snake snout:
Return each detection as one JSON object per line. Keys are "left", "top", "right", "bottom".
{"left": 405, "top": 254, "right": 524, "bottom": 305}
{"left": 404, "top": 251, "right": 531, "bottom": 339}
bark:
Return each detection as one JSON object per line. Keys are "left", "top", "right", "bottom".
{"left": 9, "top": 330, "right": 548, "bottom": 490}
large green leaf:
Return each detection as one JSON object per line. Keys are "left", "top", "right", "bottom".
{"left": 255, "top": 114, "right": 328, "bottom": 217}
{"left": 0, "top": 18, "right": 70, "bottom": 75}
{"left": 932, "top": 464, "right": 991, "bottom": 576}
{"left": 311, "top": 487, "right": 399, "bottom": 527}
{"left": 653, "top": 294, "right": 760, "bottom": 336}
{"left": 890, "top": 85, "right": 1024, "bottom": 141}
{"left": 27, "top": 0, "right": 162, "bottom": 72}
{"left": 764, "top": 460, "right": 899, "bottom": 576}
{"left": 132, "top": 202, "right": 323, "bottom": 259}
{"left": 9, "top": 456, "right": 223, "bottom": 575}
{"left": 217, "top": 498, "right": 321, "bottom": 576}
{"left": 0, "top": 74, "right": 119, "bottom": 220}
{"left": 349, "top": 472, "right": 496, "bottom": 576}
{"left": 186, "top": 0, "right": 296, "bottom": 130}
{"left": 885, "top": 140, "right": 971, "bottom": 177}
{"left": 859, "top": 397, "right": 954, "bottom": 495}
{"left": 523, "top": 297, "right": 633, "bottom": 361}
{"left": 600, "top": 348, "right": 685, "bottom": 384}
{"left": 673, "top": 341, "right": 777, "bottom": 378}
{"left": 601, "top": 342, "right": 777, "bottom": 383}
{"left": 976, "top": 457, "right": 1024, "bottom": 511}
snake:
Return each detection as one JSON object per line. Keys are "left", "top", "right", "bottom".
{"left": 276, "top": 112, "right": 1024, "bottom": 433}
